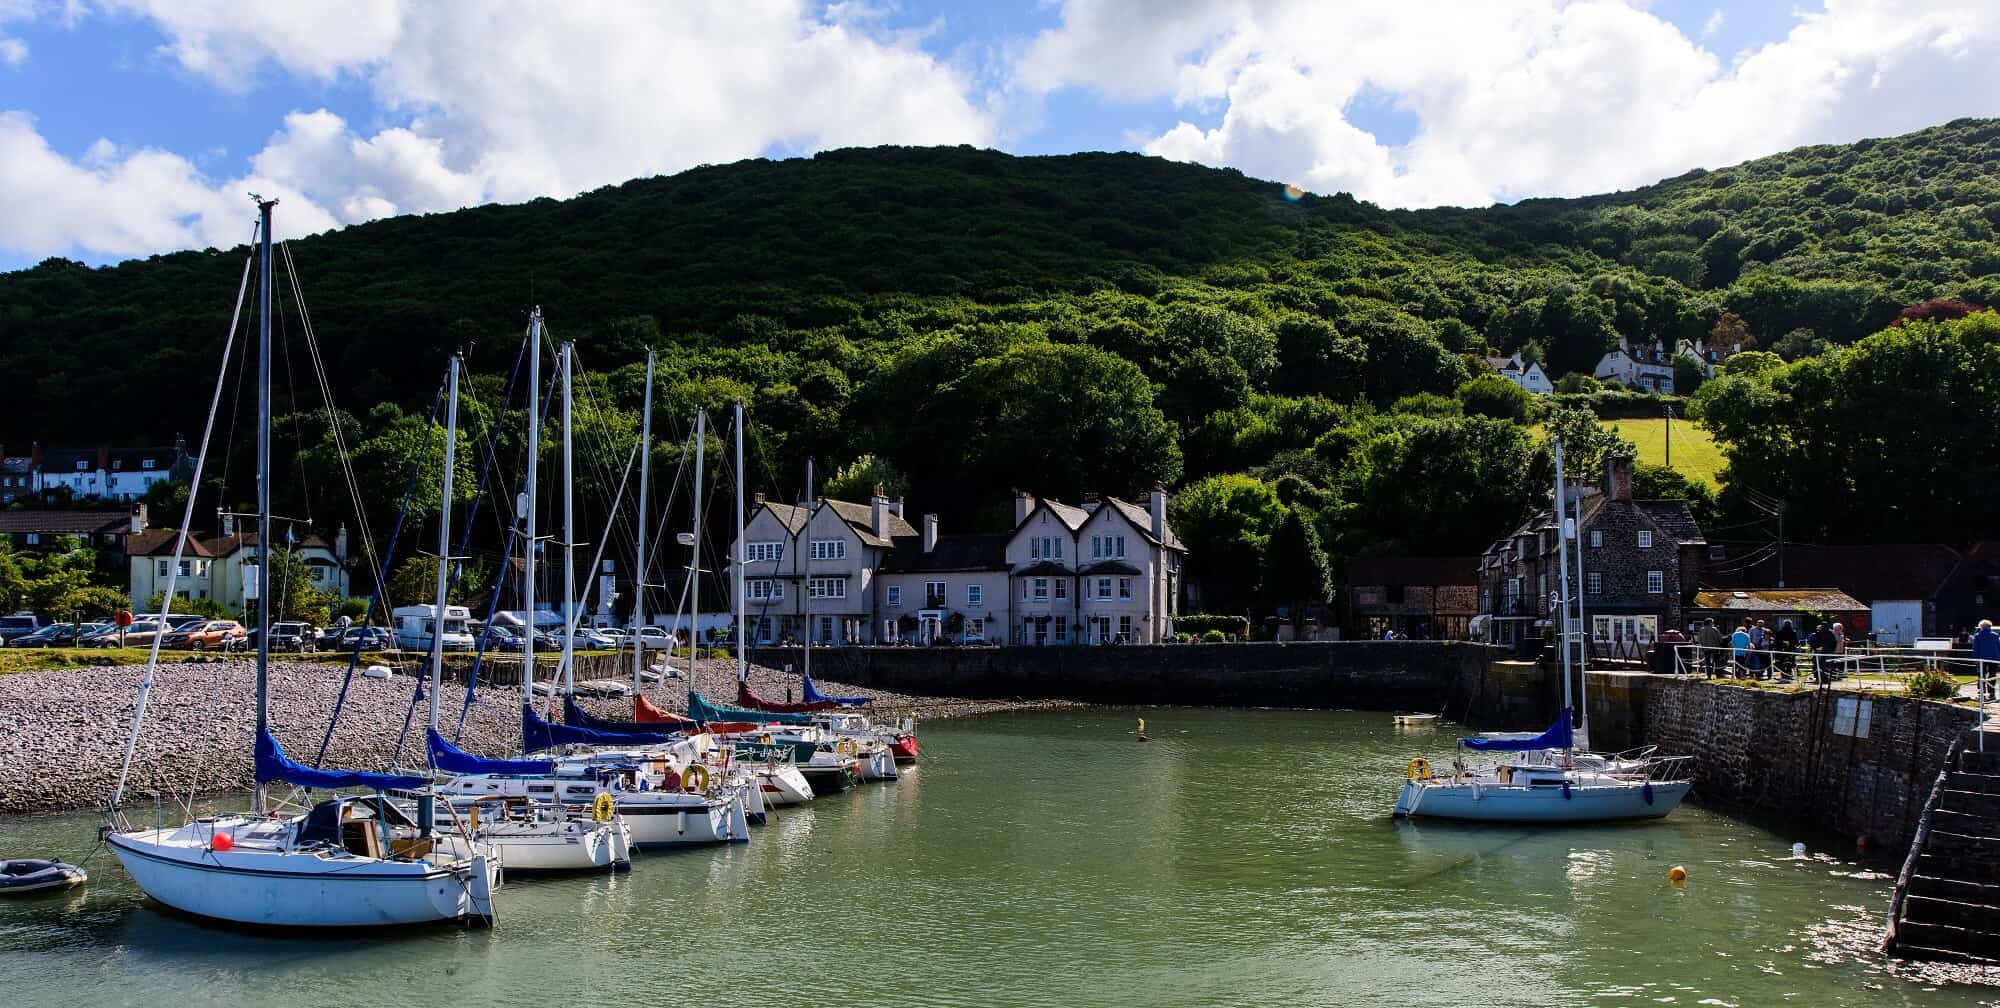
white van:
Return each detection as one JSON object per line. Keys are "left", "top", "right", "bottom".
{"left": 390, "top": 604, "right": 476, "bottom": 652}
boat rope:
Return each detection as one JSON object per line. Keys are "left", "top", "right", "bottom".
{"left": 109, "top": 229, "right": 256, "bottom": 813}
{"left": 455, "top": 370, "right": 561, "bottom": 739}
{"left": 312, "top": 381, "right": 444, "bottom": 766}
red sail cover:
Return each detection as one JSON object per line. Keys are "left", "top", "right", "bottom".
{"left": 633, "top": 693, "right": 697, "bottom": 728}
{"left": 736, "top": 680, "right": 843, "bottom": 714}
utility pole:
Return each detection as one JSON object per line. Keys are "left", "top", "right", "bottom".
{"left": 1664, "top": 403, "right": 1672, "bottom": 470}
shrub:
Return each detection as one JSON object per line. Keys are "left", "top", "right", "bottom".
{"left": 1178, "top": 613, "right": 1251, "bottom": 640}
{"left": 1907, "top": 670, "right": 1958, "bottom": 700}
{"left": 1201, "top": 629, "right": 1227, "bottom": 643}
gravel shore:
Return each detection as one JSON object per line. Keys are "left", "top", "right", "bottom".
{"left": 0, "top": 656, "right": 1071, "bottom": 813}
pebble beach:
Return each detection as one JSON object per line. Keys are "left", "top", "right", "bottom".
{"left": 0, "top": 655, "right": 1069, "bottom": 813}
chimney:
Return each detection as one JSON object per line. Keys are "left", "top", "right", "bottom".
{"left": 130, "top": 503, "right": 146, "bottom": 534}
{"left": 1081, "top": 491, "right": 1100, "bottom": 512}
{"left": 922, "top": 514, "right": 938, "bottom": 554}
{"left": 1149, "top": 482, "right": 1167, "bottom": 543}
{"left": 221, "top": 511, "right": 235, "bottom": 537}
{"left": 336, "top": 523, "right": 348, "bottom": 564}
{"left": 1604, "top": 453, "right": 1634, "bottom": 502}
{"left": 752, "top": 491, "right": 766, "bottom": 507}
{"left": 889, "top": 497, "right": 903, "bottom": 519}
{"left": 30, "top": 441, "right": 42, "bottom": 470}
{"left": 97, "top": 445, "right": 110, "bottom": 472}
{"left": 1014, "top": 488, "right": 1034, "bottom": 526}
{"left": 871, "top": 484, "right": 890, "bottom": 536}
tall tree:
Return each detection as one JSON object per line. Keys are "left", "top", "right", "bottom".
{"left": 1262, "top": 507, "right": 1332, "bottom": 633}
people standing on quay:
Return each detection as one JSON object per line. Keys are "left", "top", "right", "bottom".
{"left": 1809, "top": 622, "right": 1838, "bottom": 683}
{"left": 1697, "top": 618, "right": 1724, "bottom": 677}
{"left": 1730, "top": 622, "right": 1752, "bottom": 678}
{"left": 1775, "top": 619, "right": 1799, "bottom": 681}
{"left": 1972, "top": 619, "right": 2000, "bottom": 701}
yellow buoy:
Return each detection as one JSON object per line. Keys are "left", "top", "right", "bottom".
{"left": 1668, "top": 865, "right": 1688, "bottom": 884}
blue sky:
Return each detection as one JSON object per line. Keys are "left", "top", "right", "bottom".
{"left": 3, "top": 1, "right": 1995, "bottom": 271}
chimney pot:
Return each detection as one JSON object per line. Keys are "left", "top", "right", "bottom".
{"left": 871, "top": 488, "right": 890, "bottom": 536}
{"left": 922, "top": 514, "right": 939, "bottom": 554}
{"left": 1013, "top": 489, "right": 1035, "bottom": 526}
{"left": 752, "top": 491, "right": 766, "bottom": 506}
{"left": 1605, "top": 453, "right": 1634, "bottom": 502}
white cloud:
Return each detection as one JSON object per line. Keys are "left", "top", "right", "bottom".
{"left": 1022, "top": 0, "right": 2000, "bottom": 208}
{"left": 1702, "top": 8, "right": 1725, "bottom": 37}
{"left": 0, "top": 36, "right": 25, "bottom": 66}
{"left": 2, "top": 1, "right": 993, "bottom": 260}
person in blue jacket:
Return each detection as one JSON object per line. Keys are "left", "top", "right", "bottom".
{"left": 1973, "top": 619, "right": 2000, "bottom": 701}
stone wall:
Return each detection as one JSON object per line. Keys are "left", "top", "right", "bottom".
{"left": 1643, "top": 678, "right": 1979, "bottom": 848}
{"left": 748, "top": 642, "right": 1510, "bottom": 714}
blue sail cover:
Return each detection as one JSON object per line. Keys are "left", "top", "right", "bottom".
{"left": 562, "top": 695, "right": 685, "bottom": 740}
{"left": 427, "top": 728, "right": 553, "bottom": 776}
{"left": 1461, "top": 708, "right": 1574, "bottom": 752}
{"left": 523, "top": 702, "right": 670, "bottom": 752}
{"left": 256, "top": 727, "right": 430, "bottom": 791}
{"left": 801, "top": 671, "right": 871, "bottom": 707}
{"left": 688, "top": 690, "right": 813, "bottom": 726}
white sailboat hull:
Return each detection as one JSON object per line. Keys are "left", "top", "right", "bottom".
{"left": 1392, "top": 778, "right": 1692, "bottom": 823}
{"left": 474, "top": 815, "right": 630, "bottom": 873}
{"left": 107, "top": 828, "right": 497, "bottom": 928}
{"left": 753, "top": 765, "right": 815, "bottom": 805}
{"left": 616, "top": 792, "right": 750, "bottom": 848}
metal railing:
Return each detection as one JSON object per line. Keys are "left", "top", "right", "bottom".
{"left": 1673, "top": 642, "right": 1999, "bottom": 749}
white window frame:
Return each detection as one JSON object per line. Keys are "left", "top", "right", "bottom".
{"left": 1646, "top": 570, "right": 1665, "bottom": 595}
{"left": 1119, "top": 615, "right": 1132, "bottom": 642}
{"left": 1118, "top": 577, "right": 1133, "bottom": 600}
{"left": 1097, "top": 577, "right": 1112, "bottom": 599}
{"left": 924, "top": 580, "right": 946, "bottom": 607}
{"left": 1637, "top": 530, "right": 1653, "bottom": 549}
{"left": 157, "top": 560, "right": 168, "bottom": 577}
{"left": 1114, "top": 535, "right": 1126, "bottom": 559}
{"left": 886, "top": 586, "right": 902, "bottom": 608}
{"left": 1588, "top": 530, "right": 1602, "bottom": 548}
{"left": 744, "top": 541, "right": 783, "bottom": 563}
{"left": 808, "top": 577, "right": 847, "bottom": 599}
{"left": 1054, "top": 615, "right": 1068, "bottom": 643}
{"left": 809, "top": 539, "right": 845, "bottom": 561}
{"left": 142, "top": 458, "right": 156, "bottom": 470}
{"left": 1585, "top": 571, "right": 1602, "bottom": 596}
{"left": 1091, "top": 535, "right": 1103, "bottom": 559}
{"left": 967, "top": 584, "right": 983, "bottom": 606}
{"left": 1054, "top": 579, "right": 1068, "bottom": 599}
{"left": 1033, "top": 578, "right": 1049, "bottom": 601}
{"left": 748, "top": 579, "right": 783, "bottom": 601}
{"left": 968, "top": 617, "right": 985, "bottom": 640}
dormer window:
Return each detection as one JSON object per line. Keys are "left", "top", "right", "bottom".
{"left": 1637, "top": 530, "right": 1653, "bottom": 549}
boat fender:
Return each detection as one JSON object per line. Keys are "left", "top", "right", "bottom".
{"left": 210, "top": 830, "right": 234, "bottom": 852}
{"left": 1406, "top": 757, "right": 1432, "bottom": 781}
{"left": 1642, "top": 782, "right": 1654, "bottom": 806}
{"left": 1561, "top": 780, "right": 1572, "bottom": 801}
{"left": 591, "top": 793, "right": 617, "bottom": 823}
{"left": 684, "top": 764, "right": 711, "bottom": 794}
{"left": 1471, "top": 781, "right": 1482, "bottom": 802}
{"left": 835, "top": 738, "right": 858, "bottom": 757}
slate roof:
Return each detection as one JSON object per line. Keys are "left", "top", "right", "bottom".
{"left": 879, "top": 533, "right": 1011, "bottom": 573}
{"left": 1103, "top": 496, "right": 1186, "bottom": 552}
{"left": 1015, "top": 559, "right": 1073, "bottom": 577}
{"left": 1346, "top": 555, "right": 1479, "bottom": 587}
{"left": 0, "top": 510, "right": 133, "bottom": 535}
{"left": 1078, "top": 559, "right": 1144, "bottom": 576}
{"left": 127, "top": 528, "right": 337, "bottom": 559}
{"left": 1634, "top": 500, "right": 1706, "bottom": 545}
{"left": 761, "top": 501, "right": 810, "bottom": 534}
{"left": 822, "top": 498, "right": 917, "bottom": 548}
{"left": 1042, "top": 499, "right": 1090, "bottom": 531}
{"left": 1702, "top": 543, "right": 1962, "bottom": 603}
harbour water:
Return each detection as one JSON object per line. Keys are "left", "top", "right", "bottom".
{"left": 1, "top": 709, "right": 1991, "bottom": 1007}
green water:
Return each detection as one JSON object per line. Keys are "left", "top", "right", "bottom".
{"left": 1, "top": 709, "right": 1991, "bottom": 1007}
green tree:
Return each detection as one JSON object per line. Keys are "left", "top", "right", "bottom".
{"left": 1261, "top": 508, "right": 1331, "bottom": 633}
{"left": 1457, "top": 373, "right": 1531, "bottom": 422}
{"left": 1539, "top": 403, "right": 1633, "bottom": 483}
{"left": 1170, "top": 474, "right": 1284, "bottom": 614}
{"left": 138, "top": 479, "right": 190, "bottom": 525}
{"left": 266, "top": 547, "right": 334, "bottom": 624}
{"left": 1672, "top": 352, "right": 1709, "bottom": 395}
{"left": 823, "top": 454, "right": 909, "bottom": 501}
{"left": 1337, "top": 415, "right": 1541, "bottom": 555}
{"left": 1721, "top": 350, "right": 1785, "bottom": 378}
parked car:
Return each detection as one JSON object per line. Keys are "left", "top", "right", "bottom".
{"left": 88, "top": 620, "right": 167, "bottom": 648}
{"left": 0, "top": 613, "right": 44, "bottom": 644}
{"left": 322, "top": 625, "right": 395, "bottom": 652}
{"left": 633, "top": 627, "right": 675, "bottom": 650}
{"left": 10, "top": 622, "right": 106, "bottom": 648}
{"left": 266, "top": 622, "right": 318, "bottom": 653}
{"left": 137, "top": 613, "right": 212, "bottom": 632}
{"left": 479, "top": 623, "right": 528, "bottom": 652}
{"left": 571, "top": 627, "right": 617, "bottom": 650}
{"left": 183, "top": 620, "right": 249, "bottom": 651}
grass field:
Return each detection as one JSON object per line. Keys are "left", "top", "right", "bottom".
{"left": 1605, "top": 417, "right": 1727, "bottom": 489}
{"left": 0, "top": 646, "right": 155, "bottom": 675}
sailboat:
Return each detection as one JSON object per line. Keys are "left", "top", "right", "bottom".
{"left": 103, "top": 198, "right": 499, "bottom": 928}
{"left": 1391, "top": 437, "right": 1692, "bottom": 824}
{"left": 435, "top": 339, "right": 749, "bottom": 849}
{"left": 419, "top": 345, "right": 630, "bottom": 873}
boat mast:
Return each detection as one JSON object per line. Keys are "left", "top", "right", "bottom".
{"left": 1551, "top": 437, "right": 1575, "bottom": 736}
{"left": 632, "top": 348, "right": 654, "bottom": 693}
{"left": 1572, "top": 459, "right": 1591, "bottom": 750}
{"left": 253, "top": 195, "right": 275, "bottom": 817}
{"left": 422, "top": 352, "right": 460, "bottom": 836}
{"left": 734, "top": 400, "right": 747, "bottom": 683}
{"left": 803, "top": 456, "right": 813, "bottom": 681}
{"left": 562, "top": 340, "right": 577, "bottom": 698}
{"left": 521, "top": 309, "right": 541, "bottom": 754}
{"left": 689, "top": 410, "right": 705, "bottom": 695}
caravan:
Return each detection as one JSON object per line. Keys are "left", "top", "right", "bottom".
{"left": 391, "top": 604, "right": 475, "bottom": 652}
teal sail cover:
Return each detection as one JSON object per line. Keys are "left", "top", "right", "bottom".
{"left": 688, "top": 691, "right": 813, "bottom": 726}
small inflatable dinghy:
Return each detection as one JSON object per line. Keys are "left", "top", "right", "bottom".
{"left": 0, "top": 858, "right": 87, "bottom": 895}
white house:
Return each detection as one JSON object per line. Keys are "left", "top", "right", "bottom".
{"left": 23, "top": 439, "right": 198, "bottom": 504}
{"left": 1481, "top": 354, "right": 1553, "bottom": 394}
{"left": 129, "top": 520, "right": 350, "bottom": 613}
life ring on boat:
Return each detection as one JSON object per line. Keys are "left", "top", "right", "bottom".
{"left": 591, "top": 793, "right": 617, "bottom": 823}
{"left": 1407, "top": 757, "right": 1433, "bottom": 781}
{"left": 835, "top": 738, "right": 858, "bottom": 757}
{"left": 683, "top": 764, "right": 712, "bottom": 794}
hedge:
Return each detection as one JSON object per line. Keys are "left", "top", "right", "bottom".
{"left": 1177, "top": 614, "right": 1252, "bottom": 640}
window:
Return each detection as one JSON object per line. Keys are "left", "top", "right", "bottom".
{"left": 1097, "top": 577, "right": 1112, "bottom": 599}
{"left": 1119, "top": 615, "right": 1132, "bottom": 641}
{"left": 1588, "top": 530, "right": 1602, "bottom": 548}
{"left": 111, "top": 459, "right": 122, "bottom": 470}
{"left": 748, "top": 579, "right": 783, "bottom": 601}
{"left": 1593, "top": 614, "right": 1658, "bottom": 643}
{"left": 1031, "top": 535, "right": 1063, "bottom": 560}
{"left": 1054, "top": 579, "right": 1068, "bottom": 599}
{"left": 968, "top": 617, "right": 984, "bottom": 640}
{"left": 1118, "top": 577, "right": 1133, "bottom": 600}
{"left": 74, "top": 460, "right": 86, "bottom": 471}
{"left": 1585, "top": 572, "right": 1601, "bottom": 595}
{"left": 744, "top": 541, "right": 783, "bottom": 563}
{"left": 178, "top": 560, "right": 191, "bottom": 578}
{"left": 809, "top": 539, "right": 845, "bottom": 561}
{"left": 967, "top": 584, "right": 983, "bottom": 606}
{"left": 925, "top": 580, "right": 946, "bottom": 608}
{"left": 807, "top": 577, "right": 847, "bottom": 599}
{"left": 1091, "top": 535, "right": 1102, "bottom": 559}
{"left": 1646, "top": 570, "right": 1665, "bottom": 595}
{"left": 1054, "top": 615, "right": 1068, "bottom": 643}
{"left": 23, "top": 533, "right": 37, "bottom": 545}
{"left": 141, "top": 459, "right": 155, "bottom": 470}
{"left": 1033, "top": 578, "right": 1049, "bottom": 601}
{"left": 1637, "top": 530, "right": 1653, "bottom": 548}
{"left": 886, "top": 586, "right": 902, "bottom": 607}
{"left": 157, "top": 560, "right": 169, "bottom": 577}
{"left": 1113, "top": 535, "right": 1126, "bottom": 558}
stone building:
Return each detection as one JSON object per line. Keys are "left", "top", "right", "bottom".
{"left": 1345, "top": 555, "right": 1480, "bottom": 639}
{"left": 1479, "top": 454, "right": 1705, "bottom": 653}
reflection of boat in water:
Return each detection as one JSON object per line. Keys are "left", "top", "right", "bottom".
{"left": 1392, "top": 709, "right": 1693, "bottom": 823}
{"left": 1393, "top": 713, "right": 1439, "bottom": 728}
